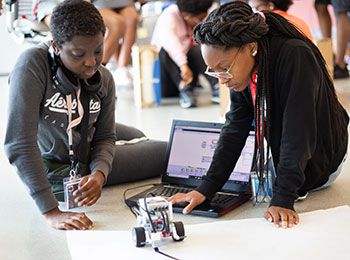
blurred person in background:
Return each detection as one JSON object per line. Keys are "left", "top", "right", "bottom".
{"left": 249, "top": 0, "right": 312, "bottom": 39}
{"left": 151, "top": 0, "right": 218, "bottom": 108}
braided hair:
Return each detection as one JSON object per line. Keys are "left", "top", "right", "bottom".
{"left": 194, "top": 1, "right": 344, "bottom": 200}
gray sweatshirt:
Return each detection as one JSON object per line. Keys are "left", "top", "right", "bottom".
{"left": 4, "top": 42, "right": 117, "bottom": 214}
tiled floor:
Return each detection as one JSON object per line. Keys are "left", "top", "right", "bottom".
{"left": 0, "top": 76, "right": 349, "bottom": 260}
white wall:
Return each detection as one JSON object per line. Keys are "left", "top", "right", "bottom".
{"left": 0, "top": 14, "right": 31, "bottom": 75}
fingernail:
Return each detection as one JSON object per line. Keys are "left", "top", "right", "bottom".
{"left": 267, "top": 217, "right": 273, "bottom": 222}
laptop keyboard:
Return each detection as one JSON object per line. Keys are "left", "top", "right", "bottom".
{"left": 153, "top": 186, "right": 239, "bottom": 205}
{"left": 212, "top": 193, "right": 238, "bottom": 204}
{"left": 152, "top": 186, "right": 192, "bottom": 197}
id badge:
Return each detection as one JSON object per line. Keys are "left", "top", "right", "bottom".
{"left": 63, "top": 175, "right": 82, "bottom": 210}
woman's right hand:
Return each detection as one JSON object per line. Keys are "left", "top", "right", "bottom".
{"left": 168, "top": 190, "right": 206, "bottom": 214}
{"left": 180, "top": 64, "right": 193, "bottom": 86}
{"left": 43, "top": 207, "right": 93, "bottom": 230}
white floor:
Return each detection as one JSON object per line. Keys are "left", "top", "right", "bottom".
{"left": 0, "top": 75, "right": 349, "bottom": 260}
{"left": 115, "top": 87, "right": 221, "bottom": 141}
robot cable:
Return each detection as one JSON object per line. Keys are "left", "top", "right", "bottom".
{"left": 154, "top": 247, "right": 181, "bottom": 260}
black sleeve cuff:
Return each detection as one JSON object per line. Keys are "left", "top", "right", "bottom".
{"left": 195, "top": 178, "right": 221, "bottom": 201}
{"left": 270, "top": 193, "right": 295, "bottom": 211}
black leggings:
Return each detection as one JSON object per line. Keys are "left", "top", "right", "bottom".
{"left": 105, "top": 123, "right": 168, "bottom": 185}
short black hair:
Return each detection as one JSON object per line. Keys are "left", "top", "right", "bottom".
{"left": 176, "top": 0, "right": 213, "bottom": 15}
{"left": 270, "top": 0, "right": 293, "bottom": 12}
{"left": 50, "top": 0, "right": 106, "bottom": 48}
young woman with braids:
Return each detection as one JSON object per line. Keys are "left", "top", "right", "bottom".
{"left": 169, "top": 1, "right": 349, "bottom": 228}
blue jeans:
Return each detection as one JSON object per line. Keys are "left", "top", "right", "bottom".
{"left": 311, "top": 154, "right": 347, "bottom": 191}
{"left": 331, "top": 0, "right": 350, "bottom": 13}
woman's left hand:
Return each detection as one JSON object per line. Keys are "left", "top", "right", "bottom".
{"left": 73, "top": 171, "right": 105, "bottom": 207}
{"left": 264, "top": 206, "right": 299, "bottom": 228}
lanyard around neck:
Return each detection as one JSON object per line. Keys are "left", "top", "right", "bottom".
{"left": 66, "top": 81, "right": 84, "bottom": 173}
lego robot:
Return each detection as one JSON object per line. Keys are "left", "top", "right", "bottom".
{"left": 132, "top": 196, "right": 185, "bottom": 247}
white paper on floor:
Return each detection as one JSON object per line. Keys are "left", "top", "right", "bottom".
{"left": 67, "top": 206, "right": 350, "bottom": 260}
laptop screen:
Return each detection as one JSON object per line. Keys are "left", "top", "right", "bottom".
{"left": 165, "top": 123, "right": 254, "bottom": 187}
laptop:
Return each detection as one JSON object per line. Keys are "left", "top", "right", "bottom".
{"left": 125, "top": 120, "right": 255, "bottom": 218}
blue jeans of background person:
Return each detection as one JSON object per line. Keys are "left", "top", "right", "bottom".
{"left": 331, "top": 0, "right": 350, "bottom": 13}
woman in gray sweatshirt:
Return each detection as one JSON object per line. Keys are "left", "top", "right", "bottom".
{"left": 4, "top": 0, "right": 167, "bottom": 230}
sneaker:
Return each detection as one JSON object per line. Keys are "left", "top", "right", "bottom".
{"left": 179, "top": 88, "right": 196, "bottom": 108}
{"left": 334, "top": 64, "right": 349, "bottom": 79}
{"left": 113, "top": 67, "right": 133, "bottom": 87}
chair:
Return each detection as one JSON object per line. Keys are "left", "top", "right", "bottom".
{"left": 131, "top": 44, "right": 159, "bottom": 108}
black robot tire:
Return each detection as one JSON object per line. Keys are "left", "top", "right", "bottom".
{"left": 172, "top": 221, "right": 185, "bottom": 241}
{"left": 132, "top": 227, "right": 146, "bottom": 247}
